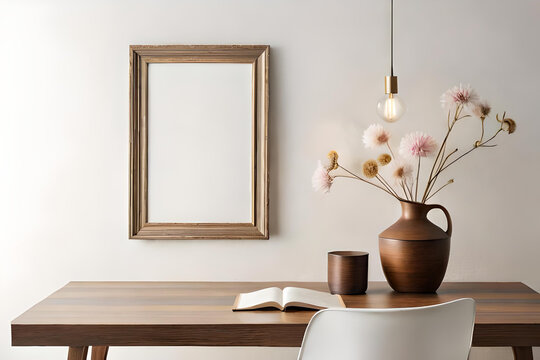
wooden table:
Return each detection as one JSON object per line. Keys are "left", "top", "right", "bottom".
{"left": 11, "top": 281, "right": 540, "bottom": 360}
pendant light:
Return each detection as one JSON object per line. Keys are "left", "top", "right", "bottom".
{"left": 376, "top": 0, "right": 406, "bottom": 122}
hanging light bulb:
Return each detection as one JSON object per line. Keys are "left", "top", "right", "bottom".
{"left": 377, "top": 0, "right": 406, "bottom": 122}
{"left": 376, "top": 76, "right": 406, "bottom": 123}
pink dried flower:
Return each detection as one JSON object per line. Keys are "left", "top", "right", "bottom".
{"left": 472, "top": 100, "right": 491, "bottom": 118}
{"left": 312, "top": 161, "right": 333, "bottom": 193}
{"left": 392, "top": 160, "right": 414, "bottom": 184}
{"left": 441, "top": 84, "right": 479, "bottom": 108}
{"left": 362, "top": 124, "right": 390, "bottom": 149}
{"left": 399, "top": 132, "right": 438, "bottom": 158}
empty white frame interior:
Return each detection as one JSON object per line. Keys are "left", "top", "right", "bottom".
{"left": 147, "top": 63, "right": 252, "bottom": 223}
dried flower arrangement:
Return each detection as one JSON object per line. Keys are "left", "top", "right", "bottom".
{"left": 312, "top": 84, "right": 517, "bottom": 203}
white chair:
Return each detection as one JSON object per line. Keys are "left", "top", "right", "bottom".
{"left": 297, "top": 298, "right": 475, "bottom": 360}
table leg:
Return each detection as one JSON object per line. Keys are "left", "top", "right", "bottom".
{"left": 91, "top": 346, "right": 109, "bottom": 360}
{"left": 67, "top": 346, "right": 88, "bottom": 360}
{"left": 513, "top": 347, "right": 533, "bottom": 360}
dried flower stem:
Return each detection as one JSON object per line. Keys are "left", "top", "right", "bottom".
{"left": 405, "top": 179, "right": 414, "bottom": 200}
{"left": 423, "top": 148, "right": 458, "bottom": 201}
{"left": 386, "top": 143, "right": 396, "bottom": 160}
{"left": 424, "top": 126, "right": 503, "bottom": 201}
{"left": 422, "top": 106, "right": 460, "bottom": 202}
{"left": 428, "top": 112, "right": 509, "bottom": 192}
{"left": 426, "top": 180, "right": 454, "bottom": 202}
{"left": 400, "top": 181, "right": 410, "bottom": 200}
{"left": 402, "top": 177, "right": 414, "bottom": 200}
{"left": 437, "top": 129, "right": 503, "bottom": 174}
{"left": 415, "top": 156, "right": 421, "bottom": 201}
{"left": 376, "top": 174, "right": 400, "bottom": 198}
{"left": 479, "top": 116, "right": 486, "bottom": 143}
{"left": 422, "top": 127, "right": 504, "bottom": 201}
{"left": 421, "top": 104, "right": 470, "bottom": 202}
{"left": 336, "top": 166, "right": 398, "bottom": 198}
{"left": 377, "top": 177, "right": 398, "bottom": 197}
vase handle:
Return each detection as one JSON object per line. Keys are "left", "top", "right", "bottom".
{"left": 428, "top": 204, "right": 452, "bottom": 236}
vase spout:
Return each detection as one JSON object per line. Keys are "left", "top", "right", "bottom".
{"left": 400, "top": 200, "right": 430, "bottom": 220}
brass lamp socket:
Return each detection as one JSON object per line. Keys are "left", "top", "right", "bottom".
{"left": 385, "top": 76, "right": 398, "bottom": 94}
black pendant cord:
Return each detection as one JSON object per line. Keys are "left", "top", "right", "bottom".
{"left": 391, "top": 0, "right": 394, "bottom": 77}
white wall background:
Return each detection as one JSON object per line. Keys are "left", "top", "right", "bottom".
{"left": 1, "top": 0, "right": 539, "bottom": 359}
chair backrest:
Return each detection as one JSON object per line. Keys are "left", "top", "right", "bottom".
{"left": 297, "top": 298, "right": 475, "bottom": 360}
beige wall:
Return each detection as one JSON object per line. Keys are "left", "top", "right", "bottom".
{"left": 1, "top": 0, "right": 539, "bottom": 359}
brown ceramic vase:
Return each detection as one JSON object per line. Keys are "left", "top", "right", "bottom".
{"left": 379, "top": 200, "right": 452, "bottom": 293}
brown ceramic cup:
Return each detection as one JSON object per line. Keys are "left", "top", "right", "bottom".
{"left": 328, "top": 251, "right": 369, "bottom": 295}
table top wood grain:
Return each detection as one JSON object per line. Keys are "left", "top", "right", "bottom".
{"left": 11, "top": 281, "right": 540, "bottom": 347}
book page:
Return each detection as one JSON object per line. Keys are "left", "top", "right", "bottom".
{"left": 283, "top": 287, "right": 345, "bottom": 310}
{"left": 233, "top": 287, "right": 283, "bottom": 310}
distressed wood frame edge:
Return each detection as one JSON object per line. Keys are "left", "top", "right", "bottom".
{"left": 129, "top": 45, "right": 269, "bottom": 240}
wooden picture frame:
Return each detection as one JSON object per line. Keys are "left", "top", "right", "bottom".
{"left": 129, "top": 45, "right": 269, "bottom": 239}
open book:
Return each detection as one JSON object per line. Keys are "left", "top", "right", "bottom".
{"left": 232, "top": 287, "right": 346, "bottom": 311}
